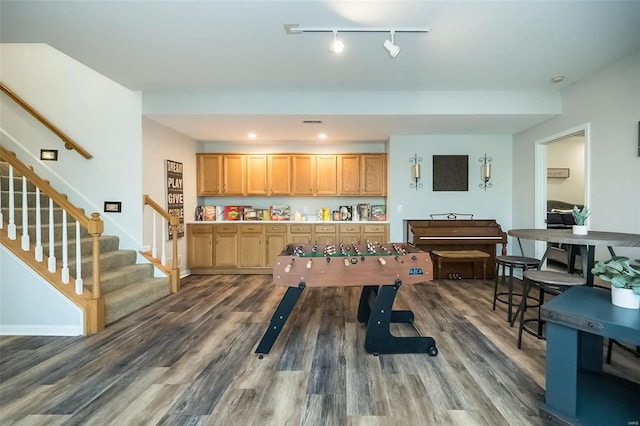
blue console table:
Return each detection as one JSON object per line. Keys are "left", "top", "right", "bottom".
{"left": 540, "top": 286, "right": 640, "bottom": 425}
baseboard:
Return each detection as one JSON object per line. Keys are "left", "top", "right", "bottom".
{"left": 0, "top": 324, "right": 83, "bottom": 336}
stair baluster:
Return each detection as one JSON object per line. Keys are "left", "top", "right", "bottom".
{"left": 35, "top": 187, "right": 43, "bottom": 261}
{"left": 8, "top": 164, "right": 16, "bottom": 239}
{"left": 48, "top": 198, "right": 56, "bottom": 272}
{"left": 21, "top": 176, "right": 29, "bottom": 250}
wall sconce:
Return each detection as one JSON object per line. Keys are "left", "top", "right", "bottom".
{"left": 410, "top": 154, "right": 423, "bottom": 190}
{"left": 479, "top": 153, "right": 492, "bottom": 190}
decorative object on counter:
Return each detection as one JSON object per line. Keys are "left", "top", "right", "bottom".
{"left": 244, "top": 208, "right": 259, "bottom": 220}
{"left": 479, "top": 153, "right": 492, "bottom": 190}
{"left": 270, "top": 205, "right": 290, "bottom": 221}
{"left": 204, "top": 206, "right": 217, "bottom": 221}
{"left": 195, "top": 205, "right": 204, "bottom": 221}
{"left": 352, "top": 204, "right": 359, "bottom": 221}
{"left": 571, "top": 205, "right": 590, "bottom": 235}
{"left": 322, "top": 207, "right": 330, "bottom": 221}
{"left": 294, "top": 211, "right": 302, "bottom": 221}
{"left": 332, "top": 210, "right": 340, "bottom": 221}
{"left": 358, "top": 203, "right": 370, "bottom": 221}
{"left": 224, "top": 206, "right": 241, "bottom": 220}
{"left": 339, "top": 205, "right": 352, "bottom": 221}
{"left": 410, "top": 153, "right": 423, "bottom": 190}
{"left": 591, "top": 256, "right": 640, "bottom": 309}
{"left": 370, "top": 205, "right": 386, "bottom": 221}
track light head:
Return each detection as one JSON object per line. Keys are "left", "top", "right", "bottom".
{"left": 383, "top": 30, "right": 400, "bottom": 58}
{"left": 330, "top": 30, "right": 344, "bottom": 54}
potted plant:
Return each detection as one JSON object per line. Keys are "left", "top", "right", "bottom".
{"left": 591, "top": 256, "right": 640, "bottom": 309}
{"left": 571, "top": 205, "right": 590, "bottom": 235}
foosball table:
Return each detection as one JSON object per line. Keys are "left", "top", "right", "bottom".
{"left": 255, "top": 242, "right": 438, "bottom": 357}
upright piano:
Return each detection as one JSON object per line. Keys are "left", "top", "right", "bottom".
{"left": 404, "top": 219, "right": 508, "bottom": 279}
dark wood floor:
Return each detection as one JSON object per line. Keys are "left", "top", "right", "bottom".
{"left": 1, "top": 275, "right": 638, "bottom": 425}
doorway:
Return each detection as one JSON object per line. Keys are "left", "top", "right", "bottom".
{"left": 534, "top": 124, "right": 590, "bottom": 259}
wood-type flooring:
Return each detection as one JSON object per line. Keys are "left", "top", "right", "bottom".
{"left": 1, "top": 274, "right": 638, "bottom": 425}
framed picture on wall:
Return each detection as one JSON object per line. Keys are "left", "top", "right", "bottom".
{"left": 432, "top": 155, "right": 468, "bottom": 191}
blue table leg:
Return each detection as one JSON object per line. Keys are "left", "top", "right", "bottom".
{"left": 545, "top": 322, "right": 578, "bottom": 419}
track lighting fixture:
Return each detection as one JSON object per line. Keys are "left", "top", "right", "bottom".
{"left": 383, "top": 31, "right": 400, "bottom": 57}
{"left": 284, "top": 24, "right": 429, "bottom": 58}
{"left": 330, "top": 30, "right": 344, "bottom": 54}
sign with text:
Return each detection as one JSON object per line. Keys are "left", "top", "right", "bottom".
{"left": 166, "top": 160, "right": 184, "bottom": 239}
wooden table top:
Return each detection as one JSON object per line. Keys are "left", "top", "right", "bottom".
{"left": 508, "top": 228, "right": 640, "bottom": 247}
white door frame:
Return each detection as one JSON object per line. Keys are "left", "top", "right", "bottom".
{"left": 533, "top": 123, "right": 591, "bottom": 259}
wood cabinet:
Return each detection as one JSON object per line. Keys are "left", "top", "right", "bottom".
{"left": 314, "top": 224, "right": 336, "bottom": 245}
{"left": 196, "top": 154, "right": 222, "bottom": 196}
{"left": 198, "top": 153, "right": 386, "bottom": 196}
{"left": 239, "top": 224, "right": 264, "bottom": 267}
{"left": 214, "top": 224, "right": 238, "bottom": 267}
{"left": 361, "top": 154, "right": 386, "bottom": 196}
{"left": 265, "top": 223, "right": 288, "bottom": 267}
{"left": 268, "top": 155, "right": 291, "bottom": 195}
{"left": 188, "top": 223, "right": 389, "bottom": 273}
{"left": 291, "top": 155, "right": 315, "bottom": 195}
{"left": 222, "top": 155, "right": 246, "bottom": 195}
{"left": 246, "top": 155, "right": 268, "bottom": 195}
{"left": 338, "top": 224, "right": 362, "bottom": 245}
{"left": 315, "top": 155, "right": 337, "bottom": 195}
{"left": 363, "top": 224, "right": 388, "bottom": 244}
{"left": 338, "top": 154, "right": 361, "bottom": 195}
{"left": 289, "top": 224, "right": 312, "bottom": 245}
{"left": 187, "top": 224, "right": 214, "bottom": 268}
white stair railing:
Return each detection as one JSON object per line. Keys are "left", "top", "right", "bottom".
{"left": 142, "top": 194, "right": 180, "bottom": 293}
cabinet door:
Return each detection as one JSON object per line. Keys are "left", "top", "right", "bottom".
{"left": 196, "top": 154, "right": 222, "bottom": 196}
{"left": 338, "top": 224, "right": 362, "bottom": 245}
{"left": 187, "top": 225, "right": 214, "bottom": 268}
{"left": 223, "top": 155, "right": 246, "bottom": 195}
{"left": 239, "top": 233, "right": 265, "bottom": 267}
{"left": 338, "top": 154, "right": 361, "bottom": 195}
{"left": 265, "top": 233, "right": 287, "bottom": 267}
{"left": 215, "top": 233, "right": 238, "bottom": 266}
{"left": 316, "top": 155, "right": 337, "bottom": 195}
{"left": 291, "top": 155, "right": 315, "bottom": 195}
{"left": 246, "top": 155, "right": 268, "bottom": 195}
{"left": 361, "top": 154, "right": 386, "bottom": 196}
{"left": 363, "top": 224, "right": 389, "bottom": 244}
{"left": 268, "top": 155, "right": 291, "bottom": 195}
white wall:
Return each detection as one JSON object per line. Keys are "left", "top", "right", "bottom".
{"left": 0, "top": 246, "right": 83, "bottom": 335}
{"left": 142, "top": 117, "right": 199, "bottom": 275}
{"left": 0, "top": 44, "right": 143, "bottom": 250}
{"left": 513, "top": 50, "right": 640, "bottom": 259}
{"left": 387, "top": 135, "right": 513, "bottom": 246}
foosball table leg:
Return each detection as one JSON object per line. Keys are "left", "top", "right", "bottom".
{"left": 255, "top": 283, "right": 305, "bottom": 358}
{"left": 364, "top": 283, "right": 438, "bottom": 357}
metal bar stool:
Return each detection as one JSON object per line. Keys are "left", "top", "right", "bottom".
{"left": 492, "top": 255, "right": 540, "bottom": 323}
{"left": 516, "top": 270, "right": 586, "bottom": 349}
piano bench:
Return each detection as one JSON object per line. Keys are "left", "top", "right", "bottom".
{"left": 431, "top": 250, "right": 491, "bottom": 280}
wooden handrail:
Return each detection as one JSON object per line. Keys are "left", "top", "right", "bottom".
{"left": 0, "top": 82, "right": 93, "bottom": 159}
{"left": 143, "top": 194, "right": 181, "bottom": 293}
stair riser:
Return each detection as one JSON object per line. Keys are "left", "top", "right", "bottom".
{"left": 85, "top": 264, "right": 155, "bottom": 294}
{"left": 0, "top": 192, "right": 53, "bottom": 207}
{"left": 1, "top": 207, "right": 66, "bottom": 225}
{"left": 65, "top": 250, "right": 137, "bottom": 279}
{"left": 38, "top": 235, "right": 120, "bottom": 259}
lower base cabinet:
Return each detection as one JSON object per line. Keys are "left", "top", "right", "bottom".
{"left": 187, "top": 222, "right": 389, "bottom": 274}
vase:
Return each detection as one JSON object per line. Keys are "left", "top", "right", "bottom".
{"left": 611, "top": 286, "right": 640, "bottom": 309}
{"left": 572, "top": 225, "right": 587, "bottom": 235}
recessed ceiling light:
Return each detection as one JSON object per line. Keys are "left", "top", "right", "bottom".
{"left": 318, "top": 133, "right": 327, "bottom": 140}
{"left": 551, "top": 76, "right": 564, "bottom": 84}
{"left": 248, "top": 133, "right": 257, "bottom": 139}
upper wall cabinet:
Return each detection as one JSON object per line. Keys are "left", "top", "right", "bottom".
{"left": 361, "top": 154, "right": 386, "bottom": 196}
{"left": 198, "top": 153, "right": 386, "bottom": 197}
{"left": 197, "top": 154, "right": 222, "bottom": 196}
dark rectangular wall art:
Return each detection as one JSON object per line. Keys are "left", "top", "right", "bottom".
{"left": 433, "top": 155, "right": 469, "bottom": 191}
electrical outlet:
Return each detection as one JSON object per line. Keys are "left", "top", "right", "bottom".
{"left": 397, "top": 205, "right": 403, "bottom": 213}
{"left": 303, "top": 206, "right": 309, "bottom": 213}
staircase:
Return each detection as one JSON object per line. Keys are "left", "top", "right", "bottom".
{"left": 0, "top": 158, "right": 171, "bottom": 329}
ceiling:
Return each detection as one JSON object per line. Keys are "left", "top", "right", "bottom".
{"left": 1, "top": 0, "right": 639, "bottom": 144}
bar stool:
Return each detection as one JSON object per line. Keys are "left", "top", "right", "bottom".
{"left": 492, "top": 255, "right": 540, "bottom": 323}
{"left": 516, "top": 270, "right": 586, "bottom": 349}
